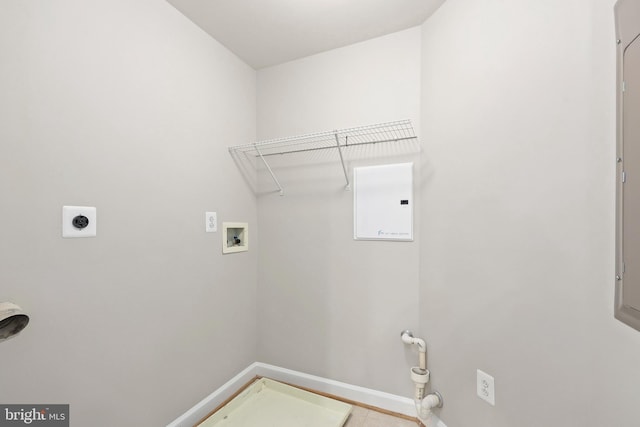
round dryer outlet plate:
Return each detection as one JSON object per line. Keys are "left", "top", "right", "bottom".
{"left": 62, "top": 206, "right": 97, "bottom": 238}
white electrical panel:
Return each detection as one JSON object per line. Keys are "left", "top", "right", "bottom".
{"left": 353, "top": 163, "right": 413, "bottom": 241}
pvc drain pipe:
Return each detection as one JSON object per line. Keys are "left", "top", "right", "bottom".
{"left": 415, "top": 391, "right": 443, "bottom": 424}
{"left": 400, "top": 330, "right": 426, "bottom": 370}
{"left": 410, "top": 367, "right": 430, "bottom": 400}
{"left": 401, "top": 330, "right": 443, "bottom": 423}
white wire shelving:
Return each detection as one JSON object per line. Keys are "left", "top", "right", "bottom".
{"left": 228, "top": 119, "right": 418, "bottom": 196}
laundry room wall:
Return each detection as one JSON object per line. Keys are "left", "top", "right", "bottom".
{"left": 256, "top": 27, "right": 423, "bottom": 397}
{"left": 0, "top": 1, "right": 257, "bottom": 426}
{"left": 418, "top": 0, "right": 640, "bottom": 426}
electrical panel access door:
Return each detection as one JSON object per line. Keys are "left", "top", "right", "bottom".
{"left": 615, "top": 0, "right": 640, "bottom": 331}
{"left": 353, "top": 163, "right": 413, "bottom": 241}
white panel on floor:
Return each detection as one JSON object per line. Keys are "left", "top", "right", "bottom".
{"left": 198, "top": 378, "right": 351, "bottom": 427}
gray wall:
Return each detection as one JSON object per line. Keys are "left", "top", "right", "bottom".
{"left": 0, "top": 1, "right": 257, "bottom": 426}
{"left": 256, "top": 27, "right": 423, "bottom": 396}
{"left": 420, "top": 0, "right": 640, "bottom": 426}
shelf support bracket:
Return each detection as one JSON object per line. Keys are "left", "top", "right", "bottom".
{"left": 255, "top": 144, "right": 284, "bottom": 196}
{"left": 334, "top": 133, "right": 350, "bottom": 190}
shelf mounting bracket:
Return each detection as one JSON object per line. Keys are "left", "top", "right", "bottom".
{"left": 334, "top": 132, "right": 350, "bottom": 190}
{"left": 255, "top": 144, "right": 284, "bottom": 196}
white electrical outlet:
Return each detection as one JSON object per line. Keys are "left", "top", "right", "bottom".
{"left": 477, "top": 369, "right": 495, "bottom": 406}
{"left": 205, "top": 212, "right": 217, "bottom": 232}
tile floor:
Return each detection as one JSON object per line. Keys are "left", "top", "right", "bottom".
{"left": 343, "top": 405, "right": 419, "bottom": 427}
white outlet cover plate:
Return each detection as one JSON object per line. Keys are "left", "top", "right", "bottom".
{"left": 477, "top": 369, "right": 495, "bottom": 406}
{"left": 62, "top": 206, "right": 97, "bottom": 238}
{"left": 206, "top": 212, "right": 217, "bottom": 232}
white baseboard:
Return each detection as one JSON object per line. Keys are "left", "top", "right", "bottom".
{"left": 167, "top": 362, "right": 447, "bottom": 427}
{"left": 166, "top": 363, "right": 259, "bottom": 427}
{"left": 254, "top": 363, "right": 417, "bottom": 416}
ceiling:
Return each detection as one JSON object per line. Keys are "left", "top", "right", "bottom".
{"left": 166, "top": 0, "right": 446, "bottom": 69}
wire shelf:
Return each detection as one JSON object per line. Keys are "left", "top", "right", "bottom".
{"left": 228, "top": 119, "right": 418, "bottom": 195}
{"left": 229, "top": 119, "right": 416, "bottom": 157}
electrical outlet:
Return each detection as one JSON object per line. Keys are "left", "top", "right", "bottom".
{"left": 62, "top": 206, "right": 97, "bottom": 238}
{"left": 205, "top": 212, "right": 217, "bottom": 232}
{"left": 477, "top": 369, "right": 495, "bottom": 406}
